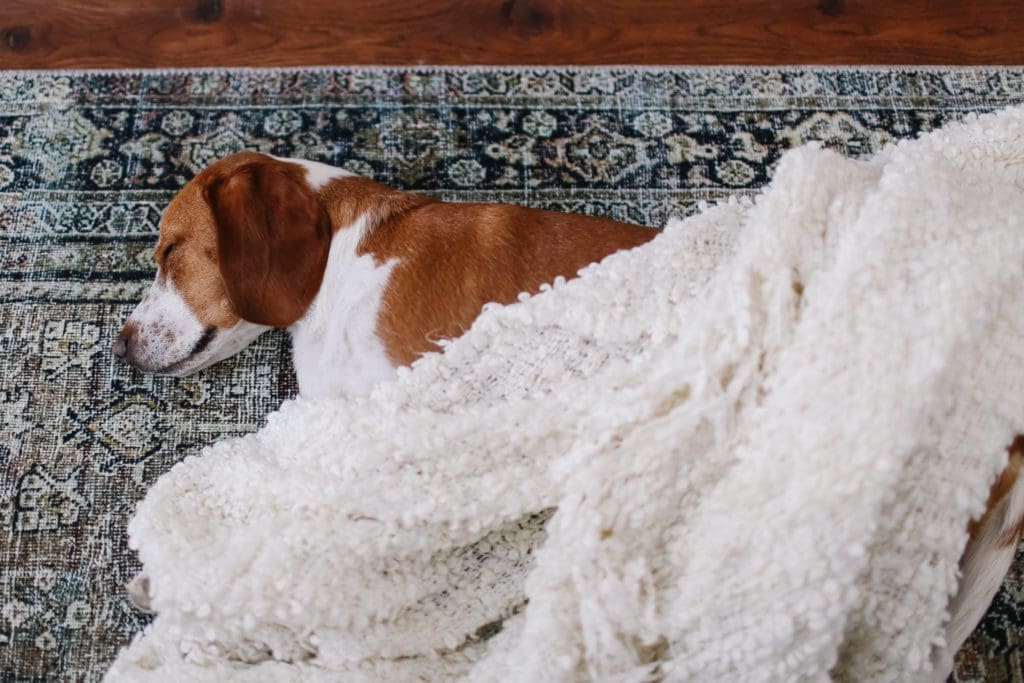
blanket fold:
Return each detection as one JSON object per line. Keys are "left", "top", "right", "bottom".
{"left": 107, "top": 105, "right": 1024, "bottom": 682}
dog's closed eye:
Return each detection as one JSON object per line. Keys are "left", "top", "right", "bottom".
{"left": 158, "top": 242, "right": 177, "bottom": 267}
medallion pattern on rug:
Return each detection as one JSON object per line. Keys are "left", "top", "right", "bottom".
{"left": 1, "top": 67, "right": 1023, "bottom": 682}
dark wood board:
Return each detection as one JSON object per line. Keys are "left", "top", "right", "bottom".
{"left": 2, "top": 0, "right": 1022, "bottom": 69}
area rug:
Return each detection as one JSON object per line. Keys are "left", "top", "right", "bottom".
{"left": 1, "top": 67, "right": 1023, "bottom": 682}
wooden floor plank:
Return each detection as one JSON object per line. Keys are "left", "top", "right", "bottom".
{"left": 2, "top": 0, "right": 1022, "bottom": 69}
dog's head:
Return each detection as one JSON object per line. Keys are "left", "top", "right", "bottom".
{"left": 114, "top": 152, "right": 334, "bottom": 375}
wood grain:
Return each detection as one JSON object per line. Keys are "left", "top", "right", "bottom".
{"left": 1, "top": 0, "right": 1022, "bottom": 69}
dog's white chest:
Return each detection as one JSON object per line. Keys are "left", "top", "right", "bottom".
{"left": 288, "top": 218, "right": 397, "bottom": 398}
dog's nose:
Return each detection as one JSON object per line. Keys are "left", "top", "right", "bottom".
{"left": 112, "top": 329, "right": 132, "bottom": 360}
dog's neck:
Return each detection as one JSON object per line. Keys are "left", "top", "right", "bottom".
{"left": 279, "top": 166, "right": 434, "bottom": 398}
{"left": 287, "top": 212, "right": 398, "bottom": 399}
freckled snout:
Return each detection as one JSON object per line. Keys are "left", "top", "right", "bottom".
{"left": 114, "top": 277, "right": 201, "bottom": 374}
{"left": 115, "top": 280, "right": 268, "bottom": 377}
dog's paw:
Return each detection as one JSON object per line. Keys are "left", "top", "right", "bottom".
{"left": 126, "top": 573, "right": 153, "bottom": 613}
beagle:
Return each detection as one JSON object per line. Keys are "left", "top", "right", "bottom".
{"left": 112, "top": 152, "right": 658, "bottom": 397}
{"left": 114, "top": 152, "right": 1023, "bottom": 679}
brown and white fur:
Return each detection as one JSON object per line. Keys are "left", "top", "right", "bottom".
{"left": 920, "top": 439, "right": 1024, "bottom": 681}
{"left": 113, "top": 152, "right": 657, "bottom": 397}
{"left": 115, "top": 152, "right": 1023, "bottom": 679}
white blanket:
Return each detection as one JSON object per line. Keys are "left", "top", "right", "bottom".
{"left": 107, "top": 106, "right": 1024, "bottom": 682}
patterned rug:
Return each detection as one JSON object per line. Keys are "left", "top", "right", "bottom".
{"left": 1, "top": 66, "right": 1023, "bottom": 683}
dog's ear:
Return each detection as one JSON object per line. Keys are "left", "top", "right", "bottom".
{"left": 203, "top": 157, "right": 332, "bottom": 328}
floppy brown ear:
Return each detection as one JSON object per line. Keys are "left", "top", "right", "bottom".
{"left": 203, "top": 158, "right": 332, "bottom": 328}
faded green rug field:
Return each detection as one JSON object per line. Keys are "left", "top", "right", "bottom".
{"left": 1, "top": 67, "right": 1023, "bottom": 682}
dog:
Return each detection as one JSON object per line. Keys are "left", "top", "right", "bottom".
{"left": 112, "top": 152, "right": 658, "bottom": 397}
{"left": 115, "top": 153, "right": 1023, "bottom": 679}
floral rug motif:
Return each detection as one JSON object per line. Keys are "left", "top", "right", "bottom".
{"left": 1, "top": 67, "right": 1023, "bottom": 682}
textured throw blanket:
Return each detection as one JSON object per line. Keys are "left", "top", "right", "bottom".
{"left": 107, "top": 106, "right": 1024, "bottom": 682}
